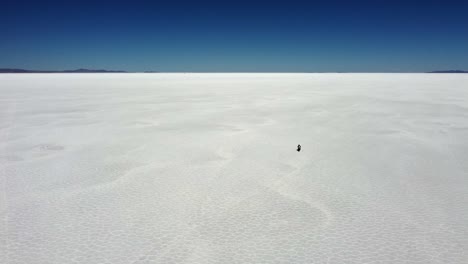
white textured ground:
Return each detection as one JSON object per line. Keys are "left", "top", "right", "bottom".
{"left": 1, "top": 73, "right": 468, "bottom": 264}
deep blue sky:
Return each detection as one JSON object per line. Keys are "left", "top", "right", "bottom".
{"left": 1, "top": 0, "right": 468, "bottom": 72}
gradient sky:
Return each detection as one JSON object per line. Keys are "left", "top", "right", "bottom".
{"left": 1, "top": 0, "right": 468, "bottom": 72}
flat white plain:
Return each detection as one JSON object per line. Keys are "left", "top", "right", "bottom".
{"left": 1, "top": 73, "right": 468, "bottom": 264}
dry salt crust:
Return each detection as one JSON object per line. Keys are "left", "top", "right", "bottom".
{"left": 1, "top": 73, "right": 468, "bottom": 264}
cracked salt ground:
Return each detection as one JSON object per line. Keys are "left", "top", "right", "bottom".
{"left": 1, "top": 73, "right": 468, "bottom": 264}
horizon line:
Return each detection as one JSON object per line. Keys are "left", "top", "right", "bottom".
{"left": 1, "top": 68, "right": 467, "bottom": 74}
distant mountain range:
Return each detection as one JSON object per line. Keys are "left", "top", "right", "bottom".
{"left": 0, "top": 68, "right": 127, "bottom": 73}
{"left": 428, "top": 70, "right": 468, "bottom": 73}
{"left": 1, "top": 68, "right": 467, "bottom": 73}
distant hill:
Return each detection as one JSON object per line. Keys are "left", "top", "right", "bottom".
{"left": 0, "top": 68, "right": 127, "bottom": 73}
{"left": 63, "top": 68, "right": 127, "bottom": 73}
{"left": 428, "top": 70, "right": 468, "bottom": 73}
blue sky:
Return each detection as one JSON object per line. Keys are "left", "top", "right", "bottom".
{"left": 1, "top": 0, "right": 467, "bottom": 72}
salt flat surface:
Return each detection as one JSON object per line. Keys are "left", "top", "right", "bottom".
{"left": 1, "top": 73, "right": 468, "bottom": 264}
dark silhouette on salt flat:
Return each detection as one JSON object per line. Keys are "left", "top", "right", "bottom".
{"left": 0, "top": 68, "right": 127, "bottom": 73}
{"left": 428, "top": 70, "right": 468, "bottom": 73}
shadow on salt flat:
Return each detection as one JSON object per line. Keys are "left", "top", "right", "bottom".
{"left": 35, "top": 143, "right": 65, "bottom": 151}
{"left": 17, "top": 143, "right": 66, "bottom": 160}
{"left": 368, "top": 129, "right": 400, "bottom": 135}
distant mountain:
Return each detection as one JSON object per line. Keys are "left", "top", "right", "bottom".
{"left": 428, "top": 70, "right": 468, "bottom": 73}
{"left": 0, "top": 68, "right": 50, "bottom": 73}
{"left": 0, "top": 68, "right": 127, "bottom": 73}
{"left": 63, "top": 68, "right": 127, "bottom": 73}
